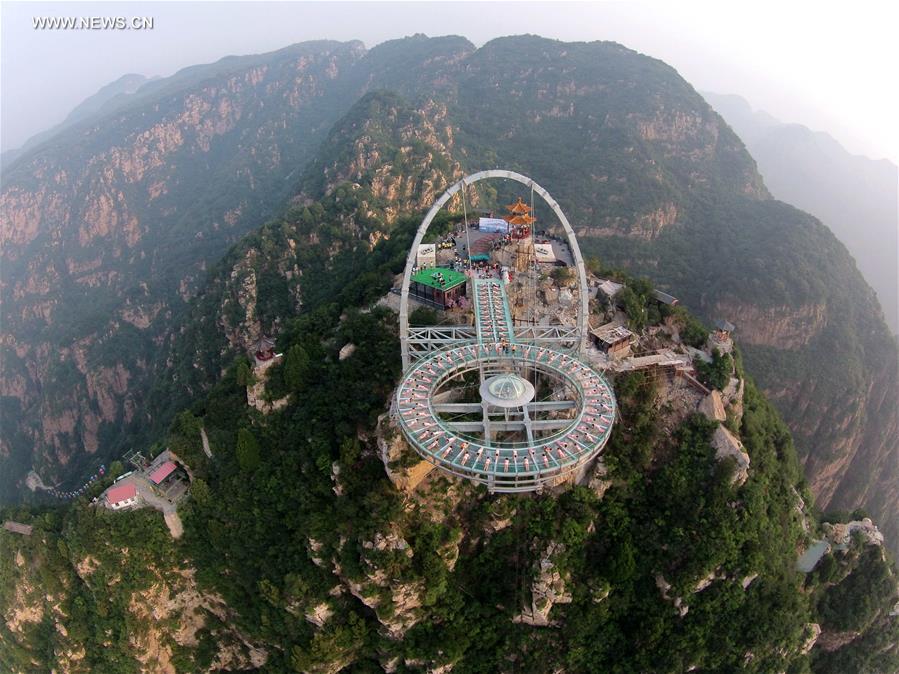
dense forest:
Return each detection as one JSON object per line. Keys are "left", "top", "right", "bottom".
{"left": 2, "top": 224, "right": 896, "bottom": 670}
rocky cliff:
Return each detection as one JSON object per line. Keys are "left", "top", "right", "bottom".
{"left": 0, "top": 35, "right": 474, "bottom": 499}
{"left": 2, "top": 34, "right": 896, "bottom": 557}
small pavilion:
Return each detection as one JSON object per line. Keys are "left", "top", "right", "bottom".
{"left": 252, "top": 336, "right": 276, "bottom": 363}
{"left": 410, "top": 267, "right": 468, "bottom": 309}
{"left": 505, "top": 197, "right": 536, "bottom": 228}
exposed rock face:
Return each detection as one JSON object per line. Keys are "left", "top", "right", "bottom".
{"left": 305, "top": 602, "right": 335, "bottom": 628}
{"left": 721, "top": 377, "right": 745, "bottom": 426}
{"left": 713, "top": 300, "right": 827, "bottom": 350}
{"left": 334, "top": 530, "right": 426, "bottom": 639}
{"left": 699, "top": 390, "right": 727, "bottom": 422}
{"left": 377, "top": 412, "right": 436, "bottom": 493}
{"left": 514, "top": 542, "right": 572, "bottom": 626}
{"left": 587, "top": 460, "right": 613, "bottom": 500}
{"left": 822, "top": 518, "right": 884, "bottom": 549}
{"left": 127, "top": 570, "right": 268, "bottom": 673}
{"left": 814, "top": 628, "right": 863, "bottom": 652}
{"left": 303, "top": 95, "right": 465, "bottom": 224}
{"left": 246, "top": 355, "right": 289, "bottom": 414}
{"left": 592, "top": 202, "right": 680, "bottom": 240}
{"left": 655, "top": 574, "right": 689, "bottom": 618}
{"left": 800, "top": 623, "right": 822, "bottom": 654}
{"left": 2, "top": 539, "right": 268, "bottom": 674}
{"left": 692, "top": 567, "right": 726, "bottom": 593}
{"left": 711, "top": 426, "right": 750, "bottom": 486}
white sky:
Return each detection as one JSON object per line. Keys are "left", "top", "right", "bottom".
{"left": 2, "top": 0, "right": 897, "bottom": 163}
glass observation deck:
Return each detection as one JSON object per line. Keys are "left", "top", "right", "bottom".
{"left": 395, "top": 278, "right": 615, "bottom": 493}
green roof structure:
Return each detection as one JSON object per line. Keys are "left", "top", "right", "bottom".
{"left": 411, "top": 267, "right": 468, "bottom": 291}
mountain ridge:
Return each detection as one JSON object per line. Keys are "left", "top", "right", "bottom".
{"left": 702, "top": 91, "right": 898, "bottom": 334}
{"left": 1, "top": 34, "right": 896, "bottom": 555}
{"left": 1, "top": 42, "right": 898, "bottom": 671}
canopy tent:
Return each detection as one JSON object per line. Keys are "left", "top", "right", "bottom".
{"left": 417, "top": 243, "right": 436, "bottom": 267}
{"left": 478, "top": 217, "right": 509, "bottom": 234}
{"left": 534, "top": 243, "right": 556, "bottom": 263}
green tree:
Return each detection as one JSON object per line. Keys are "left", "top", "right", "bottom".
{"left": 551, "top": 266, "right": 574, "bottom": 285}
{"left": 108, "top": 460, "right": 125, "bottom": 481}
{"left": 191, "top": 478, "right": 212, "bottom": 507}
{"left": 236, "top": 359, "right": 254, "bottom": 387}
{"left": 697, "top": 349, "right": 733, "bottom": 390}
{"left": 236, "top": 428, "right": 261, "bottom": 471}
{"left": 618, "top": 287, "right": 647, "bottom": 331}
{"left": 284, "top": 344, "right": 310, "bottom": 391}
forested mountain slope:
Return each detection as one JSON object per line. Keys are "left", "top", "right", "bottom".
{"left": 1, "top": 51, "right": 897, "bottom": 670}
{"left": 0, "top": 35, "right": 474, "bottom": 499}
{"left": 1, "top": 35, "right": 896, "bottom": 555}
{"left": 703, "top": 91, "right": 898, "bottom": 334}
{"left": 2, "top": 224, "right": 896, "bottom": 671}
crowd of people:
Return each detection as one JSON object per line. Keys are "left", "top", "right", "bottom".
{"left": 395, "top": 338, "right": 615, "bottom": 479}
{"left": 397, "top": 267, "right": 617, "bottom": 485}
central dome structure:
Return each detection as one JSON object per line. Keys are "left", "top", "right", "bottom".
{"left": 479, "top": 373, "right": 536, "bottom": 408}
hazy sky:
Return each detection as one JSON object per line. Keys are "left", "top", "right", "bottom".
{"left": 2, "top": 1, "right": 897, "bottom": 164}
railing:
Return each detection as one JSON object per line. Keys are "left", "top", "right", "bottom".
{"left": 395, "top": 344, "right": 616, "bottom": 488}
{"left": 405, "top": 325, "right": 582, "bottom": 364}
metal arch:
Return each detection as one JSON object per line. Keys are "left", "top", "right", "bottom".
{"left": 399, "top": 169, "right": 590, "bottom": 370}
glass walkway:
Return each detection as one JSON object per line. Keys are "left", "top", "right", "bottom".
{"left": 395, "top": 278, "right": 616, "bottom": 492}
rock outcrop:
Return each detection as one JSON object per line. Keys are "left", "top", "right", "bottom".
{"left": 514, "top": 542, "right": 572, "bottom": 626}
{"left": 822, "top": 518, "right": 884, "bottom": 549}
{"left": 711, "top": 426, "right": 750, "bottom": 486}
{"left": 699, "top": 390, "right": 726, "bottom": 422}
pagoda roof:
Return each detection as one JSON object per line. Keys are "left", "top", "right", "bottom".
{"left": 252, "top": 335, "right": 276, "bottom": 351}
{"left": 715, "top": 319, "right": 736, "bottom": 333}
{"left": 507, "top": 214, "right": 535, "bottom": 225}
{"left": 506, "top": 197, "right": 531, "bottom": 215}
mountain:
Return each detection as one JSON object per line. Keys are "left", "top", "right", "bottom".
{"left": 1, "top": 34, "right": 897, "bottom": 556}
{"left": 1, "top": 36, "right": 898, "bottom": 672}
{"left": 0, "top": 36, "right": 474, "bottom": 501}
{"left": 702, "top": 92, "right": 898, "bottom": 334}
{"left": 0, "top": 74, "right": 150, "bottom": 170}
{"left": 2, "top": 232, "right": 897, "bottom": 670}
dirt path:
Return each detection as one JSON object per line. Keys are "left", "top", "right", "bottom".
{"left": 200, "top": 426, "right": 212, "bottom": 458}
{"left": 163, "top": 511, "right": 183, "bottom": 539}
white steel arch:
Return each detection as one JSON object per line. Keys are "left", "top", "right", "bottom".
{"left": 399, "top": 169, "right": 589, "bottom": 370}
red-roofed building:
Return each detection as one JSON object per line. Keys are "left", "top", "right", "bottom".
{"left": 149, "top": 461, "right": 177, "bottom": 485}
{"left": 106, "top": 482, "right": 139, "bottom": 510}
